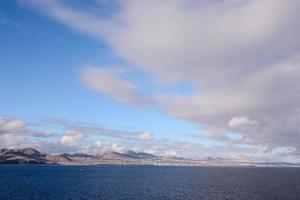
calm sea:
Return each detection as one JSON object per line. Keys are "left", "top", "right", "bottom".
{"left": 0, "top": 165, "right": 300, "bottom": 200}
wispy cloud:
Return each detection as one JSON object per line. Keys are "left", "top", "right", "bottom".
{"left": 1, "top": 115, "right": 295, "bottom": 161}
{"left": 39, "top": 116, "right": 154, "bottom": 142}
{"left": 81, "top": 66, "right": 149, "bottom": 106}
{"left": 0, "top": 116, "right": 26, "bottom": 133}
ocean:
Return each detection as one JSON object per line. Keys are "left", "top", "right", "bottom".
{"left": 0, "top": 165, "right": 300, "bottom": 200}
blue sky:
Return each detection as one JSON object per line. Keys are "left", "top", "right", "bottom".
{"left": 0, "top": 0, "right": 195, "bottom": 132}
{"left": 1, "top": 0, "right": 300, "bottom": 162}
{"left": 0, "top": 0, "right": 199, "bottom": 149}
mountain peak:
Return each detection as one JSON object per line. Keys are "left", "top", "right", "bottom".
{"left": 125, "top": 151, "right": 158, "bottom": 159}
{"left": 1, "top": 148, "right": 299, "bottom": 167}
{"left": 19, "top": 148, "right": 41, "bottom": 156}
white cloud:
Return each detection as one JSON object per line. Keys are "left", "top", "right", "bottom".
{"left": 26, "top": 0, "right": 300, "bottom": 82}
{"left": 137, "top": 132, "right": 153, "bottom": 141}
{"left": 2, "top": 120, "right": 27, "bottom": 132}
{"left": 201, "top": 127, "right": 230, "bottom": 142}
{"left": 82, "top": 66, "right": 148, "bottom": 105}
{"left": 111, "top": 143, "right": 124, "bottom": 152}
{"left": 0, "top": 133, "right": 25, "bottom": 148}
{"left": 165, "top": 150, "right": 177, "bottom": 157}
{"left": 94, "top": 140, "right": 103, "bottom": 148}
{"left": 228, "top": 116, "right": 258, "bottom": 128}
{"left": 155, "top": 54, "right": 300, "bottom": 152}
{"left": 0, "top": 117, "right": 27, "bottom": 133}
{"left": 92, "top": 140, "right": 119, "bottom": 153}
{"left": 60, "top": 130, "right": 83, "bottom": 146}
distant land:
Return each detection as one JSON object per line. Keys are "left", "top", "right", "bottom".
{"left": 0, "top": 148, "right": 299, "bottom": 167}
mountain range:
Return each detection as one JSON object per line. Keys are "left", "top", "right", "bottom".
{"left": 0, "top": 148, "right": 299, "bottom": 167}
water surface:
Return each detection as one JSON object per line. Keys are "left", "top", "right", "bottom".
{"left": 0, "top": 165, "right": 300, "bottom": 200}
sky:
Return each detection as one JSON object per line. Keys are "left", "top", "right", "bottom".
{"left": 1, "top": 0, "right": 300, "bottom": 162}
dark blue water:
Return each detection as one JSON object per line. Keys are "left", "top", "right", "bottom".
{"left": 0, "top": 165, "right": 300, "bottom": 200}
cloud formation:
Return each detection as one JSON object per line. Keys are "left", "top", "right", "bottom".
{"left": 228, "top": 116, "right": 258, "bottom": 128}
{"left": 20, "top": 0, "right": 300, "bottom": 160}
{"left": 39, "top": 117, "right": 155, "bottom": 142}
{"left": 60, "top": 130, "right": 83, "bottom": 146}
{"left": 0, "top": 116, "right": 27, "bottom": 133}
{"left": 0, "top": 115, "right": 295, "bottom": 161}
{"left": 82, "top": 66, "right": 148, "bottom": 105}
{"left": 0, "top": 115, "right": 225, "bottom": 158}
{"left": 137, "top": 132, "right": 153, "bottom": 141}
